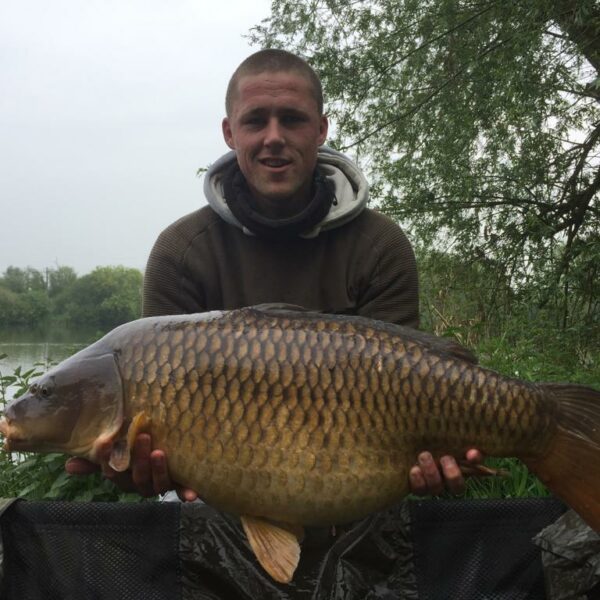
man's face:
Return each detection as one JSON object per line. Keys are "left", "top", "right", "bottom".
{"left": 222, "top": 71, "right": 328, "bottom": 206}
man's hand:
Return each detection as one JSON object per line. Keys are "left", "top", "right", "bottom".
{"left": 65, "top": 433, "right": 199, "bottom": 502}
{"left": 409, "top": 449, "right": 483, "bottom": 496}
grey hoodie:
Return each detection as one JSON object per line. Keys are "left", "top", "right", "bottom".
{"left": 203, "top": 146, "right": 369, "bottom": 238}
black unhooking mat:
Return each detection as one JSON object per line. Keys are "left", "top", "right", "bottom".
{"left": 0, "top": 497, "right": 598, "bottom": 599}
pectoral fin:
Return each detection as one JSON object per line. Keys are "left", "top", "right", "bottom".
{"left": 108, "top": 411, "right": 151, "bottom": 472}
{"left": 240, "top": 515, "right": 303, "bottom": 584}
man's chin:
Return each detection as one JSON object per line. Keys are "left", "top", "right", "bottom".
{"left": 250, "top": 183, "right": 298, "bottom": 203}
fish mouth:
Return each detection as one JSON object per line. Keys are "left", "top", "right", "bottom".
{"left": 0, "top": 418, "right": 12, "bottom": 452}
{"left": 0, "top": 417, "right": 26, "bottom": 452}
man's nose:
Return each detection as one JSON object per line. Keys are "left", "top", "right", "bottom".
{"left": 263, "top": 118, "right": 285, "bottom": 147}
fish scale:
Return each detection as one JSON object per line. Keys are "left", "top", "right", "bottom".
{"left": 113, "top": 308, "right": 544, "bottom": 524}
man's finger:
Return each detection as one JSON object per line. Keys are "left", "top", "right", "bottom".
{"left": 417, "top": 451, "right": 444, "bottom": 496}
{"left": 465, "top": 448, "right": 483, "bottom": 464}
{"left": 150, "top": 450, "right": 199, "bottom": 500}
{"left": 114, "top": 433, "right": 155, "bottom": 497}
{"left": 440, "top": 455, "right": 465, "bottom": 495}
{"left": 409, "top": 465, "right": 428, "bottom": 496}
{"left": 131, "top": 434, "right": 153, "bottom": 488}
{"left": 150, "top": 450, "right": 172, "bottom": 495}
{"left": 65, "top": 457, "right": 99, "bottom": 476}
{"left": 176, "top": 486, "right": 200, "bottom": 502}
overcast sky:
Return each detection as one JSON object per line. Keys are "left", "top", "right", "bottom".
{"left": 0, "top": 0, "right": 273, "bottom": 276}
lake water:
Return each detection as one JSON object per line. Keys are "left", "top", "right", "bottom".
{"left": 0, "top": 326, "right": 101, "bottom": 400}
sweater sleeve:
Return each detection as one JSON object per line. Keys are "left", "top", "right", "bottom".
{"left": 354, "top": 215, "right": 420, "bottom": 328}
{"left": 142, "top": 214, "right": 206, "bottom": 318}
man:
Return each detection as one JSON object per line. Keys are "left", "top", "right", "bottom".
{"left": 67, "top": 49, "right": 481, "bottom": 498}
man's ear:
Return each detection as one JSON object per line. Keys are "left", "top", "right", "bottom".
{"left": 222, "top": 118, "right": 235, "bottom": 149}
{"left": 318, "top": 115, "right": 329, "bottom": 146}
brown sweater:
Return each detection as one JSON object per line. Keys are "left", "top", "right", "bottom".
{"left": 142, "top": 205, "right": 419, "bottom": 327}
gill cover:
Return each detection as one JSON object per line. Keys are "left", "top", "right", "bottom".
{"left": 1, "top": 352, "right": 124, "bottom": 459}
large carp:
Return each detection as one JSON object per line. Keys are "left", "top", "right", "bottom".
{"left": 1, "top": 305, "right": 600, "bottom": 582}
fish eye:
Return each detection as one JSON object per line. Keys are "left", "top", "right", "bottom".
{"left": 30, "top": 383, "right": 38, "bottom": 394}
{"left": 41, "top": 385, "right": 51, "bottom": 397}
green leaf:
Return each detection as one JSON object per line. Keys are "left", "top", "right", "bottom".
{"left": 18, "top": 481, "right": 42, "bottom": 498}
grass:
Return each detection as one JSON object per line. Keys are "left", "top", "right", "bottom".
{"left": 461, "top": 458, "right": 550, "bottom": 500}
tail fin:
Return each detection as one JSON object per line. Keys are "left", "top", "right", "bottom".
{"left": 524, "top": 384, "right": 600, "bottom": 531}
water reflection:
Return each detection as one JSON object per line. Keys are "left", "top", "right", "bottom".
{"left": 0, "top": 325, "right": 102, "bottom": 400}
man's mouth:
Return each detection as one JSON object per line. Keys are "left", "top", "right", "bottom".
{"left": 259, "top": 157, "right": 292, "bottom": 169}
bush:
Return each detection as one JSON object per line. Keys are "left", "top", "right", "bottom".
{"left": 0, "top": 287, "right": 50, "bottom": 327}
{"left": 63, "top": 266, "right": 142, "bottom": 328}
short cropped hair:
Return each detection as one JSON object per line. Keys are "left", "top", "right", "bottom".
{"left": 225, "top": 49, "right": 324, "bottom": 117}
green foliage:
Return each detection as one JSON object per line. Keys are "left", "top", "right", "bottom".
{"left": 0, "top": 287, "right": 51, "bottom": 326}
{"left": 62, "top": 266, "right": 142, "bottom": 328}
{"left": 0, "top": 356, "right": 144, "bottom": 502}
{"left": 418, "top": 248, "right": 514, "bottom": 345}
{"left": 418, "top": 246, "right": 599, "bottom": 354}
{"left": 48, "top": 265, "right": 77, "bottom": 298}
{"left": 1, "top": 266, "right": 46, "bottom": 294}
{"left": 0, "top": 264, "right": 143, "bottom": 329}
{"left": 0, "top": 266, "right": 52, "bottom": 326}
{"left": 0, "top": 287, "right": 22, "bottom": 325}
{"left": 462, "top": 458, "right": 550, "bottom": 500}
{"left": 253, "top": 0, "right": 600, "bottom": 333}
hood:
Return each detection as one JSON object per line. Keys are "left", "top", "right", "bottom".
{"left": 203, "top": 146, "right": 369, "bottom": 238}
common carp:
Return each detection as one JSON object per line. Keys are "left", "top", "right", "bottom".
{"left": 1, "top": 305, "right": 600, "bottom": 583}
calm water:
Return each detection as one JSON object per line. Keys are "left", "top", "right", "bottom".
{"left": 0, "top": 326, "right": 100, "bottom": 400}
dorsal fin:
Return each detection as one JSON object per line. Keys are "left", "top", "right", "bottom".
{"left": 247, "top": 304, "right": 478, "bottom": 364}
{"left": 395, "top": 328, "right": 478, "bottom": 364}
{"left": 250, "top": 303, "right": 313, "bottom": 313}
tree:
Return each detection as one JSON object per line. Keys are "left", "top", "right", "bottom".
{"left": 0, "top": 266, "right": 50, "bottom": 326}
{"left": 253, "top": 0, "right": 600, "bottom": 332}
{"left": 48, "top": 266, "right": 77, "bottom": 298}
{"left": 1, "top": 267, "right": 46, "bottom": 294}
{"left": 417, "top": 248, "right": 515, "bottom": 343}
{"left": 63, "top": 266, "right": 142, "bottom": 328}
{"left": 0, "top": 287, "right": 21, "bottom": 325}
{"left": 0, "top": 287, "right": 50, "bottom": 326}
